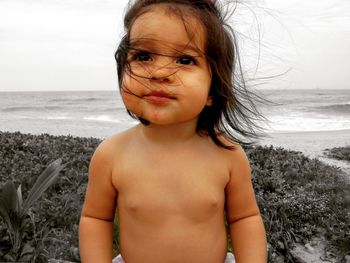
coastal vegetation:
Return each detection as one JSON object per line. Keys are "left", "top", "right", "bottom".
{"left": 324, "top": 145, "right": 350, "bottom": 162}
{"left": 0, "top": 131, "right": 349, "bottom": 262}
{"left": 0, "top": 159, "right": 66, "bottom": 262}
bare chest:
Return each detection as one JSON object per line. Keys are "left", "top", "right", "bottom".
{"left": 113, "top": 148, "right": 230, "bottom": 223}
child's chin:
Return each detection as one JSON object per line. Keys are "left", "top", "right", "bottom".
{"left": 144, "top": 118, "right": 175, "bottom": 126}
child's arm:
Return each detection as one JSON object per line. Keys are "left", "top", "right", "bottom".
{"left": 79, "top": 141, "right": 118, "bottom": 263}
{"left": 225, "top": 146, "right": 267, "bottom": 262}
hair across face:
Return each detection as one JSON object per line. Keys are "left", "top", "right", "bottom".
{"left": 120, "top": 6, "right": 213, "bottom": 127}
{"left": 115, "top": 0, "right": 266, "bottom": 149}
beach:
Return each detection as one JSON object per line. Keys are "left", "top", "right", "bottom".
{"left": 260, "top": 129, "right": 350, "bottom": 173}
{"left": 1, "top": 89, "right": 350, "bottom": 262}
{"left": 261, "top": 129, "right": 350, "bottom": 158}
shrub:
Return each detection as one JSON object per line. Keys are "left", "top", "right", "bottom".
{"left": 324, "top": 145, "right": 350, "bottom": 162}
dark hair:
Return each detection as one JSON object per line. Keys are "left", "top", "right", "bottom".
{"left": 114, "top": 0, "right": 266, "bottom": 149}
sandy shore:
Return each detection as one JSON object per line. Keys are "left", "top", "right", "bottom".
{"left": 259, "top": 129, "right": 350, "bottom": 172}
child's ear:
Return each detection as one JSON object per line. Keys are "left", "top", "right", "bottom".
{"left": 206, "top": 96, "right": 213, "bottom": 106}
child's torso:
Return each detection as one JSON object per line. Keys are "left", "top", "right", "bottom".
{"left": 112, "top": 132, "right": 232, "bottom": 263}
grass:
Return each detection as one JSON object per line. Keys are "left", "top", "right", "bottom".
{"left": 324, "top": 145, "right": 350, "bottom": 162}
{"left": 0, "top": 131, "right": 349, "bottom": 262}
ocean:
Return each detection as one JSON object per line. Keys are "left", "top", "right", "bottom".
{"left": 0, "top": 89, "right": 349, "bottom": 139}
{"left": 258, "top": 89, "right": 350, "bottom": 132}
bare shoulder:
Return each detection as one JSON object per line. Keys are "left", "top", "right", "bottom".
{"left": 86, "top": 126, "right": 137, "bottom": 192}
{"left": 94, "top": 127, "right": 136, "bottom": 157}
{"left": 229, "top": 145, "right": 251, "bottom": 181}
{"left": 216, "top": 136, "right": 250, "bottom": 180}
{"left": 217, "top": 136, "right": 250, "bottom": 166}
{"left": 229, "top": 144, "right": 250, "bottom": 168}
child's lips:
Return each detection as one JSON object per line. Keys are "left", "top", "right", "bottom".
{"left": 144, "top": 91, "right": 176, "bottom": 104}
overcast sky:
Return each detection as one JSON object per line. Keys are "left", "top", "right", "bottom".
{"left": 0, "top": 0, "right": 349, "bottom": 92}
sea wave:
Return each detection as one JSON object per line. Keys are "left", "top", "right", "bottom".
{"left": 49, "top": 97, "right": 105, "bottom": 103}
{"left": 312, "top": 104, "right": 350, "bottom": 115}
{"left": 1, "top": 106, "right": 62, "bottom": 112}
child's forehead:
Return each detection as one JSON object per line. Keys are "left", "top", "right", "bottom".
{"left": 129, "top": 5, "right": 206, "bottom": 52}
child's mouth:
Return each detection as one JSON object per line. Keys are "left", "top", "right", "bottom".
{"left": 144, "top": 91, "right": 175, "bottom": 104}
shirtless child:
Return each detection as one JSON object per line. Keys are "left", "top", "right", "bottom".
{"left": 79, "top": 1, "right": 267, "bottom": 262}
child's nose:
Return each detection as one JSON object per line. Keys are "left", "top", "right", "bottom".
{"left": 151, "top": 67, "right": 175, "bottom": 82}
{"left": 150, "top": 57, "right": 176, "bottom": 82}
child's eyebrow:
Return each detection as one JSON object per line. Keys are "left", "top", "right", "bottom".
{"left": 180, "top": 44, "right": 204, "bottom": 56}
{"left": 129, "top": 38, "right": 205, "bottom": 57}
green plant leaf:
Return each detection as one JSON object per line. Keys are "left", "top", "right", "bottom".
{"left": 0, "top": 195, "right": 13, "bottom": 232}
{"left": 17, "top": 184, "right": 23, "bottom": 211}
{"left": 0, "top": 181, "right": 22, "bottom": 246}
{"left": 0, "top": 182, "right": 14, "bottom": 222}
{"left": 0, "top": 181, "right": 20, "bottom": 214}
{"left": 23, "top": 159, "right": 66, "bottom": 214}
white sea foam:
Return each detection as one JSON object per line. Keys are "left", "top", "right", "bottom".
{"left": 47, "top": 116, "right": 73, "bottom": 120}
{"left": 84, "top": 115, "right": 121, "bottom": 123}
{"left": 265, "top": 115, "right": 350, "bottom": 132}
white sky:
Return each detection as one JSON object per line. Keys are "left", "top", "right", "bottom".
{"left": 0, "top": 0, "right": 349, "bottom": 91}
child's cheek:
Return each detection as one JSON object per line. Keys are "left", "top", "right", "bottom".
{"left": 120, "top": 78, "right": 142, "bottom": 115}
{"left": 121, "top": 74, "right": 142, "bottom": 96}
{"left": 122, "top": 94, "right": 141, "bottom": 117}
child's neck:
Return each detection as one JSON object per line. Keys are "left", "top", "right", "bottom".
{"left": 138, "top": 120, "right": 199, "bottom": 146}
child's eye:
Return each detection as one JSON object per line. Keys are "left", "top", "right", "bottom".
{"left": 134, "top": 52, "right": 151, "bottom": 62}
{"left": 177, "top": 56, "right": 195, "bottom": 65}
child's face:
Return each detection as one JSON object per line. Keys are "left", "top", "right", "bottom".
{"left": 121, "top": 5, "right": 212, "bottom": 126}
